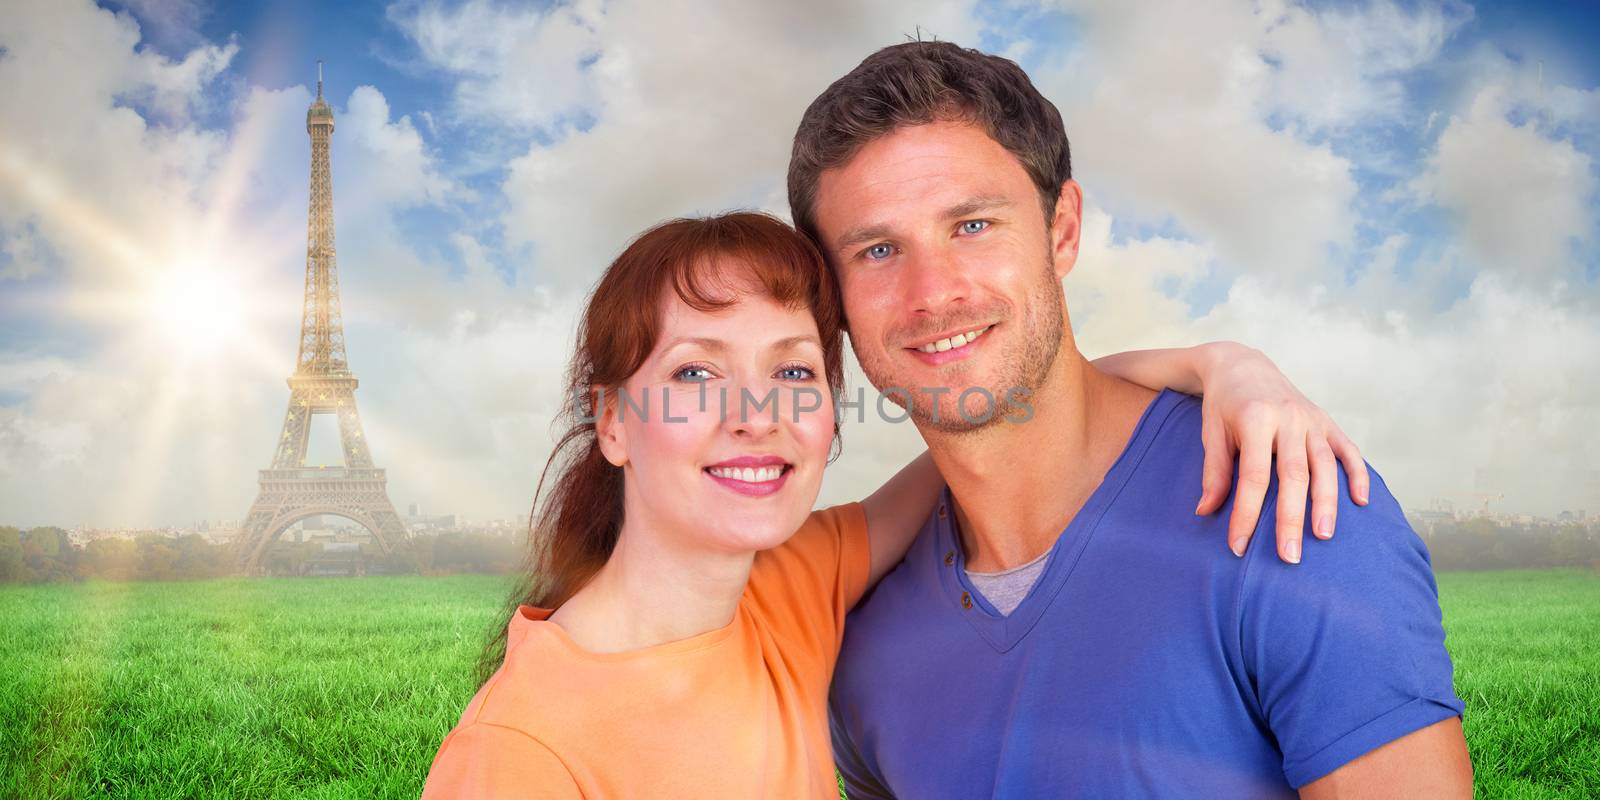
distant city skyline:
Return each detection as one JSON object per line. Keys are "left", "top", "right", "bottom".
{"left": 2, "top": 0, "right": 1598, "bottom": 528}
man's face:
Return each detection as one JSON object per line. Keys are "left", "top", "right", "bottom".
{"left": 812, "top": 120, "right": 1080, "bottom": 432}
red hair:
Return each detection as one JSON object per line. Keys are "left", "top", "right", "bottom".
{"left": 477, "top": 212, "right": 845, "bottom": 684}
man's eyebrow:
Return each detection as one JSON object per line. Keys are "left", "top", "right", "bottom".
{"left": 835, "top": 223, "right": 894, "bottom": 252}
{"left": 941, "top": 195, "right": 1012, "bottom": 220}
{"left": 833, "top": 195, "right": 1014, "bottom": 252}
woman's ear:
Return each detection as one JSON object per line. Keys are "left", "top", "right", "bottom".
{"left": 594, "top": 387, "right": 628, "bottom": 467}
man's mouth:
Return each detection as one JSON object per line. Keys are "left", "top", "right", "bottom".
{"left": 910, "top": 324, "right": 992, "bottom": 354}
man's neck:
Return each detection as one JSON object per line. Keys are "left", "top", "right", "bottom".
{"left": 922, "top": 346, "right": 1158, "bottom": 572}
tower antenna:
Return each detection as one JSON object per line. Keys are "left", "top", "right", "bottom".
{"left": 317, "top": 59, "right": 324, "bottom": 99}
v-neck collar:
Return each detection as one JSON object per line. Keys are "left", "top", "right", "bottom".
{"left": 932, "top": 388, "right": 1184, "bottom": 653}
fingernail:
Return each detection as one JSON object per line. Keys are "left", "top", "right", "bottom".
{"left": 1195, "top": 499, "right": 1205, "bottom": 515}
{"left": 1285, "top": 538, "right": 1301, "bottom": 564}
{"left": 1358, "top": 489, "right": 1369, "bottom": 505}
{"left": 1315, "top": 515, "right": 1333, "bottom": 539}
{"left": 1229, "top": 539, "right": 1244, "bottom": 557}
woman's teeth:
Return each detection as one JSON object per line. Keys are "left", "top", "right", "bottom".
{"left": 708, "top": 466, "right": 784, "bottom": 483}
{"left": 918, "top": 325, "right": 990, "bottom": 354}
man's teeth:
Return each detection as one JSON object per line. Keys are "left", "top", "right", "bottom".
{"left": 919, "top": 325, "right": 990, "bottom": 354}
{"left": 708, "top": 466, "right": 785, "bottom": 483}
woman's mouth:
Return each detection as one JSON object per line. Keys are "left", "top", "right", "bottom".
{"left": 704, "top": 462, "right": 793, "bottom": 497}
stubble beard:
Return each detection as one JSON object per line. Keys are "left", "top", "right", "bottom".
{"left": 855, "top": 251, "right": 1065, "bottom": 435}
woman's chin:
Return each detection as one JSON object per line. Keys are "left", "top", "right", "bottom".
{"left": 704, "top": 510, "right": 812, "bottom": 554}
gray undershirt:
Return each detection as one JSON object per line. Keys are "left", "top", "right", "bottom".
{"left": 964, "top": 550, "right": 1051, "bottom": 616}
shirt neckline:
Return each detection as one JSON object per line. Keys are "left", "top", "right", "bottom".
{"left": 514, "top": 602, "right": 743, "bottom": 663}
{"left": 933, "top": 388, "right": 1185, "bottom": 652}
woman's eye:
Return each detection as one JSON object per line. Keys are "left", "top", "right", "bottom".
{"left": 777, "top": 366, "right": 815, "bottom": 381}
{"left": 959, "top": 220, "right": 989, "bottom": 235}
{"left": 674, "top": 365, "right": 713, "bottom": 382}
{"left": 864, "top": 243, "right": 894, "bottom": 261}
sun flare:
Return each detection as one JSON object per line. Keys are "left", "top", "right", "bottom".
{"left": 142, "top": 263, "right": 257, "bottom": 359}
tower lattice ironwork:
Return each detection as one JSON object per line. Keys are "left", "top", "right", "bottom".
{"left": 235, "top": 64, "right": 408, "bottom": 574}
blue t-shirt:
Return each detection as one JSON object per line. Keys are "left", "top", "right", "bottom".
{"left": 830, "top": 389, "right": 1463, "bottom": 798}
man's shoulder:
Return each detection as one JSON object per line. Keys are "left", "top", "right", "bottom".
{"left": 1234, "top": 461, "right": 1443, "bottom": 655}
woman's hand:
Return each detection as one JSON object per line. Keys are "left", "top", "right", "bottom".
{"left": 1192, "top": 342, "right": 1369, "bottom": 564}
{"left": 1092, "top": 341, "right": 1369, "bottom": 564}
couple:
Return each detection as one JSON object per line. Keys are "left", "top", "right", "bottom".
{"left": 423, "top": 42, "right": 1470, "bottom": 798}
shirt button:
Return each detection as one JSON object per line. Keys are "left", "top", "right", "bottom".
{"left": 961, "top": 591, "right": 973, "bottom": 610}
{"left": 944, "top": 551, "right": 955, "bottom": 567}
{"left": 937, "top": 504, "right": 947, "bottom": 519}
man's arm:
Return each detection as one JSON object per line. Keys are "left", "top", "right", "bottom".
{"left": 861, "top": 450, "right": 941, "bottom": 588}
{"left": 1300, "top": 717, "right": 1472, "bottom": 799}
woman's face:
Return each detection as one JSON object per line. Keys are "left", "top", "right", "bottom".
{"left": 598, "top": 268, "right": 836, "bottom": 556}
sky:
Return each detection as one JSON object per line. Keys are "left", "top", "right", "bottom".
{"left": 0, "top": 0, "right": 1596, "bottom": 529}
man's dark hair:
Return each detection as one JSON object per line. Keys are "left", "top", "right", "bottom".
{"left": 787, "top": 40, "right": 1073, "bottom": 248}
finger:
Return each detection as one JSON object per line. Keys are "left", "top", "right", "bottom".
{"left": 1273, "top": 424, "right": 1310, "bottom": 564}
{"left": 1308, "top": 436, "right": 1338, "bottom": 540}
{"left": 1228, "top": 421, "right": 1274, "bottom": 558}
{"left": 1196, "top": 409, "right": 1235, "bottom": 516}
{"left": 1330, "top": 430, "right": 1370, "bottom": 505}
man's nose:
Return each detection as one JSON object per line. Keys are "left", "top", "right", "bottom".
{"left": 902, "top": 247, "right": 972, "bottom": 315}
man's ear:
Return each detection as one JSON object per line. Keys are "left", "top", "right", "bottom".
{"left": 595, "top": 388, "right": 628, "bottom": 467}
{"left": 1049, "top": 179, "right": 1084, "bottom": 281}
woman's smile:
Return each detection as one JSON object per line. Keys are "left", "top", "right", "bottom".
{"left": 704, "top": 455, "right": 795, "bottom": 497}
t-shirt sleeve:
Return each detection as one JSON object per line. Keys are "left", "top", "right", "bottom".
{"left": 746, "top": 502, "right": 872, "bottom": 662}
{"left": 830, "top": 693, "right": 896, "bottom": 799}
{"left": 1238, "top": 464, "right": 1464, "bottom": 788}
{"left": 421, "top": 722, "right": 582, "bottom": 799}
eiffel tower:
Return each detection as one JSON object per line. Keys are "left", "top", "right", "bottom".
{"left": 235, "top": 64, "right": 408, "bottom": 574}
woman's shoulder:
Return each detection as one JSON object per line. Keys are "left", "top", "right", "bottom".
{"left": 745, "top": 502, "right": 871, "bottom": 627}
{"left": 423, "top": 717, "right": 579, "bottom": 798}
{"left": 458, "top": 614, "right": 582, "bottom": 733}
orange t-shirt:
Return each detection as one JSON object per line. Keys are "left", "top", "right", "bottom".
{"left": 421, "top": 503, "right": 871, "bottom": 799}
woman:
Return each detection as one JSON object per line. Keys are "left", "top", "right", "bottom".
{"left": 421, "top": 213, "right": 1364, "bottom": 798}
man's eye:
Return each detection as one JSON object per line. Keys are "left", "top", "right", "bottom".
{"left": 674, "top": 365, "right": 713, "bottom": 382}
{"left": 776, "top": 366, "right": 815, "bottom": 381}
{"left": 864, "top": 243, "right": 894, "bottom": 261}
{"left": 959, "top": 220, "right": 989, "bottom": 235}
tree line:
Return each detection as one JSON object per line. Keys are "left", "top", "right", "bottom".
{"left": 2, "top": 519, "right": 1596, "bottom": 583}
{"left": 1418, "top": 518, "right": 1600, "bottom": 572}
{"left": 0, "top": 527, "right": 529, "bottom": 583}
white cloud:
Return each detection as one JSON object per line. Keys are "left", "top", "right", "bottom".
{"left": 1413, "top": 85, "right": 1596, "bottom": 283}
{"left": 399, "top": 0, "right": 984, "bottom": 285}
{"left": 1259, "top": 0, "right": 1472, "bottom": 131}
{"left": 388, "top": 0, "right": 605, "bottom": 132}
{"left": 1036, "top": 0, "right": 1359, "bottom": 280}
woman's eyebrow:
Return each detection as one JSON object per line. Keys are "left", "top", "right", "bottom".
{"left": 768, "top": 334, "right": 823, "bottom": 354}
{"left": 659, "top": 336, "right": 728, "bottom": 357}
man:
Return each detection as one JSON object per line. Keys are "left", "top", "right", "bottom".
{"left": 787, "top": 42, "right": 1471, "bottom": 797}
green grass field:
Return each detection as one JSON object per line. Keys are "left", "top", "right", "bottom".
{"left": 1, "top": 570, "right": 1595, "bottom": 799}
